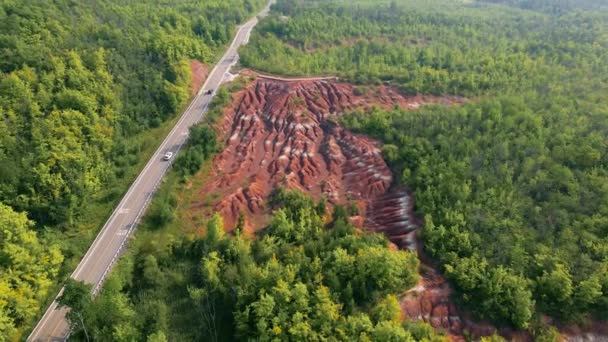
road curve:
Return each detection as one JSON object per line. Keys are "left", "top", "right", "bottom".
{"left": 27, "top": 2, "right": 273, "bottom": 341}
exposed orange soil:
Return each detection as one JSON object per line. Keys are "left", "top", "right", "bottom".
{"left": 193, "top": 79, "right": 461, "bottom": 235}
{"left": 189, "top": 60, "right": 209, "bottom": 96}
{"left": 400, "top": 264, "right": 503, "bottom": 341}
{"left": 187, "top": 77, "right": 487, "bottom": 338}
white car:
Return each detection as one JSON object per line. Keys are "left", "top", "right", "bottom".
{"left": 162, "top": 152, "right": 173, "bottom": 161}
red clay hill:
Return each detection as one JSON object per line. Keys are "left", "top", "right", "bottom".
{"left": 188, "top": 76, "right": 483, "bottom": 337}
{"left": 195, "top": 78, "right": 460, "bottom": 237}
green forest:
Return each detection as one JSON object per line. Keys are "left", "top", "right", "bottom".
{"left": 240, "top": 0, "right": 607, "bottom": 97}
{"left": 3, "top": 0, "right": 608, "bottom": 340}
{"left": 240, "top": 0, "right": 608, "bottom": 331}
{"left": 0, "top": 0, "right": 265, "bottom": 339}
{"left": 60, "top": 189, "right": 441, "bottom": 341}
{"left": 344, "top": 94, "right": 608, "bottom": 328}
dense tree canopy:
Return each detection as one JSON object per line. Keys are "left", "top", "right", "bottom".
{"left": 344, "top": 93, "right": 608, "bottom": 327}
{"left": 0, "top": 203, "right": 63, "bottom": 339}
{"left": 63, "top": 190, "right": 438, "bottom": 341}
{"left": 0, "top": 0, "right": 265, "bottom": 338}
{"left": 241, "top": 0, "right": 607, "bottom": 97}
{"left": 479, "top": 0, "right": 608, "bottom": 13}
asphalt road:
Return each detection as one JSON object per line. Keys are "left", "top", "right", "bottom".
{"left": 27, "top": 3, "right": 272, "bottom": 341}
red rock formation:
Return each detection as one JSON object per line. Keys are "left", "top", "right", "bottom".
{"left": 191, "top": 77, "right": 482, "bottom": 337}
{"left": 194, "top": 79, "right": 459, "bottom": 231}
{"left": 366, "top": 190, "right": 421, "bottom": 251}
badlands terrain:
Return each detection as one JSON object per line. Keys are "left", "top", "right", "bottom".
{"left": 188, "top": 76, "right": 480, "bottom": 336}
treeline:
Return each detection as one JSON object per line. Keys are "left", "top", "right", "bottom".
{"left": 240, "top": 0, "right": 607, "bottom": 96}
{"left": 60, "top": 189, "right": 441, "bottom": 341}
{"left": 0, "top": 0, "right": 265, "bottom": 338}
{"left": 479, "top": 0, "right": 608, "bottom": 13}
{"left": 344, "top": 92, "right": 608, "bottom": 327}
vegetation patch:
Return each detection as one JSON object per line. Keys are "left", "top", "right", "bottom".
{"left": 60, "top": 189, "right": 441, "bottom": 341}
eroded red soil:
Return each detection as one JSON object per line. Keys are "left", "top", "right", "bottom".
{"left": 189, "top": 77, "right": 479, "bottom": 337}
{"left": 400, "top": 264, "right": 500, "bottom": 340}
{"left": 190, "top": 60, "right": 209, "bottom": 96}
{"left": 193, "top": 79, "right": 458, "bottom": 236}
